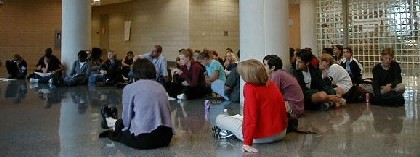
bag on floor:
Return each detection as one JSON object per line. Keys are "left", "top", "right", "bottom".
{"left": 344, "top": 85, "right": 366, "bottom": 103}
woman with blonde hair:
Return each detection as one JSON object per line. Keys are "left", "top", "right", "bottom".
{"left": 213, "top": 59, "right": 288, "bottom": 153}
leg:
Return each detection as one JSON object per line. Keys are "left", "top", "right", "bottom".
{"left": 210, "top": 79, "right": 229, "bottom": 100}
{"left": 215, "top": 113, "right": 244, "bottom": 141}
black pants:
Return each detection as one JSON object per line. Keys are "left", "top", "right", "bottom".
{"left": 109, "top": 119, "right": 173, "bottom": 150}
{"left": 165, "top": 82, "right": 210, "bottom": 100}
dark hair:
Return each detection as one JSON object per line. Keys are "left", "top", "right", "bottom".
{"left": 78, "top": 50, "right": 88, "bottom": 60}
{"left": 322, "top": 48, "right": 334, "bottom": 55}
{"left": 264, "top": 55, "right": 283, "bottom": 70}
{"left": 334, "top": 45, "right": 343, "bottom": 51}
{"left": 155, "top": 45, "right": 162, "bottom": 53}
{"left": 127, "top": 51, "right": 134, "bottom": 55}
{"left": 295, "top": 49, "right": 313, "bottom": 63}
{"left": 197, "top": 50, "right": 211, "bottom": 60}
{"left": 44, "top": 48, "right": 53, "bottom": 57}
{"left": 226, "top": 48, "right": 233, "bottom": 53}
{"left": 91, "top": 48, "right": 102, "bottom": 60}
{"left": 132, "top": 58, "right": 157, "bottom": 80}
{"left": 14, "top": 54, "right": 23, "bottom": 61}
{"left": 343, "top": 47, "right": 352, "bottom": 53}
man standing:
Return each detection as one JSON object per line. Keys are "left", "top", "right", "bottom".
{"left": 139, "top": 45, "right": 168, "bottom": 84}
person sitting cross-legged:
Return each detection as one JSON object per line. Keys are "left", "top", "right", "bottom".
{"left": 63, "top": 50, "right": 90, "bottom": 86}
{"left": 99, "top": 58, "right": 174, "bottom": 150}
{"left": 289, "top": 49, "right": 344, "bottom": 110}
{"left": 214, "top": 59, "right": 288, "bottom": 153}
{"left": 371, "top": 48, "right": 405, "bottom": 105}
{"left": 263, "top": 55, "right": 304, "bottom": 118}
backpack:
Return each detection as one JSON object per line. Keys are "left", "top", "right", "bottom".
{"left": 344, "top": 85, "right": 366, "bottom": 103}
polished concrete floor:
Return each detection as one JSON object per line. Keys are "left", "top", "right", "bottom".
{"left": 0, "top": 76, "right": 420, "bottom": 157}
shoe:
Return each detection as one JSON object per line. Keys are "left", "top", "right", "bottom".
{"left": 100, "top": 106, "right": 118, "bottom": 129}
{"left": 29, "top": 78, "right": 38, "bottom": 83}
{"left": 48, "top": 78, "right": 53, "bottom": 83}
{"left": 211, "top": 126, "right": 235, "bottom": 139}
{"left": 321, "top": 102, "right": 335, "bottom": 111}
{"left": 211, "top": 126, "right": 222, "bottom": 139}
{"left": 109, "top": 106, "right": 118, "bottom": 119}
{"left": 177, "top": 93, "right": 185, "bottom": 100}
{"left": 101, "top": 106, "right": 110, "bottom": 129}
{"left": 168, "top": 96, "right": 176, "bottom": 101}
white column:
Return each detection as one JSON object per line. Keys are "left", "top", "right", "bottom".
{"left": 239, "top": 0, "right": 289, "bottom": 103}
{"left": 62, "top": 0, "right": 91, "bottom": 75}
{"left": 300, "top": 0, "right": 317, "bottom": 54}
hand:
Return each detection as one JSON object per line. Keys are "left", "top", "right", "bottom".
{"left": 385, "top": 84, "right": 392, "bottom": 92}
{"left": 181, "top": 81, "right": 188, "bottom": 86}
{"left": 242, "top": 144, "right": 258, "bottom": 153}
{"left": 100, "top": 70, "right": 107, "bottom": 75}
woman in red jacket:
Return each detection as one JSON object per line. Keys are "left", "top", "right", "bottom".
{"left": 215, "top": 59, "right": 288, "bottom": 153}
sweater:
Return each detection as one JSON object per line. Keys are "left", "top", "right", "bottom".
{"left": 122, "top": 79, "right": 173, "bottom": 135}
{"left": 242, "top": 81, "right": 288, "bottom": 145}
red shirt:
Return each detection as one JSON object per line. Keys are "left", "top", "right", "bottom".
{"left": 242, "top": 81, "right": 288, "bottom": 145}
{"left": 179, "top": 61, "right": 205, "bottom": 87}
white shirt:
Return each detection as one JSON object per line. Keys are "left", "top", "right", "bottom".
{"left": 323, "top": 64, "right": 353, "bottom": 93}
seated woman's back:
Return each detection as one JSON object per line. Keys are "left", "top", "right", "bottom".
{"left": 122, "top": 79, "right": 172, "bottom": 135}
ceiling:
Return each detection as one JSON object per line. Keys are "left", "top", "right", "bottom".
{"left": 91, "top": 0, "right": 133, "bottom": 6}
{"left": 92, "top": 0, "right": 300, "bottom": 6}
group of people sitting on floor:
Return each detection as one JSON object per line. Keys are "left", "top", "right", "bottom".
{"left": 4, "top": 45, "right": 406, "bottom": 152}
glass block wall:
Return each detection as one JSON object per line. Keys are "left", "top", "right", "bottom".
{"left": 316, "top": 0, "right": 420, "bottom": 76}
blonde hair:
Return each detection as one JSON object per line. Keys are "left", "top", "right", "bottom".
{"left": 320, "top": 54, "right": 335, "bottom": 66}
{"left": 225, "top": 52, "right": 237, "bottom": 63}
{"left": 237, "top": 59, "right": 268, "bottom": 86}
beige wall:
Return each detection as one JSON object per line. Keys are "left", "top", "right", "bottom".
{"left": 189, "top": 0, "right": 239, "bottom": 58}
{"left": 0, "top": 0, "right": 61, "bottom": 76}
{"left": 289, "top": 4, "right": 301, "bottom": 50}
{"left": 92, "top": 0, "right": 190, "bottom": 61}
{"left": 0, "top": 0, "right": 301, "bottom": 76}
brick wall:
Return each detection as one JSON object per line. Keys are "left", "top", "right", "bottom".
{"left": 0, "top": 0, "right": 61, "bottom": 77}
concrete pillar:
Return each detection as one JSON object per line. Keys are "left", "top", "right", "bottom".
{"left": 239, "top": 0, "right": 289, "bottom": 103}
{"left": 62, "top": 0, "right": 91, "bottom": 75}
{"left": 300, "top": 0, "right": 317, "bottom": 54}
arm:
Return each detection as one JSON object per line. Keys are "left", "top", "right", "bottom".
{"left": 122, "top": 87, "right": 133, "bottom": 129}
{"left": 160, "top": 58, "right": 169, "bottom": 82}
{"left": 186, "top": 64, "right": 201, "bottom": 87}
{"left": 391, "top": 62, "right": 402, "bottom": 88}
{"left": 372, "top": 65, "right": 381, "bottom": 96}
{"left": 242, "top": 84, "right": 258, "bottom": 146}
{"left": 69, "top": 61, "right": 77, "bottom": 76}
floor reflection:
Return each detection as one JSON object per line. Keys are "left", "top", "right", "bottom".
{"left": 0, "top": 75, "right": 419, "bottom": 156}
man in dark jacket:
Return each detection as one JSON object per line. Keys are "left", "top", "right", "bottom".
{"left": 372, "top": 48, "right": 405, "bottom": 103}
{"left": 340, "top": 47, "right": 363, "bottom": 84}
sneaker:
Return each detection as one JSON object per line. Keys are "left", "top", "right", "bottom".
{"left": 177, "top": 93, "right": 185, "bottom": 100}
{"left": 168, "top": 96, "right": 176, "bottom": 101}
{"left": 321, "top": 102, "right": 335, "bottom": 111}
{"left": 100, "top": 106, "right": 118, "bottom": 129}
{"left": 211, "top": 126, "right": 222, "bottom": 139}
{"left": 211, "top": 126, "right": 235, "bottom": 139}
{"left": 29, "top": 78, "right": 38, "bottom": 83}
{"left": 48, "top": 78, "right": 53, "bottom": 83}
